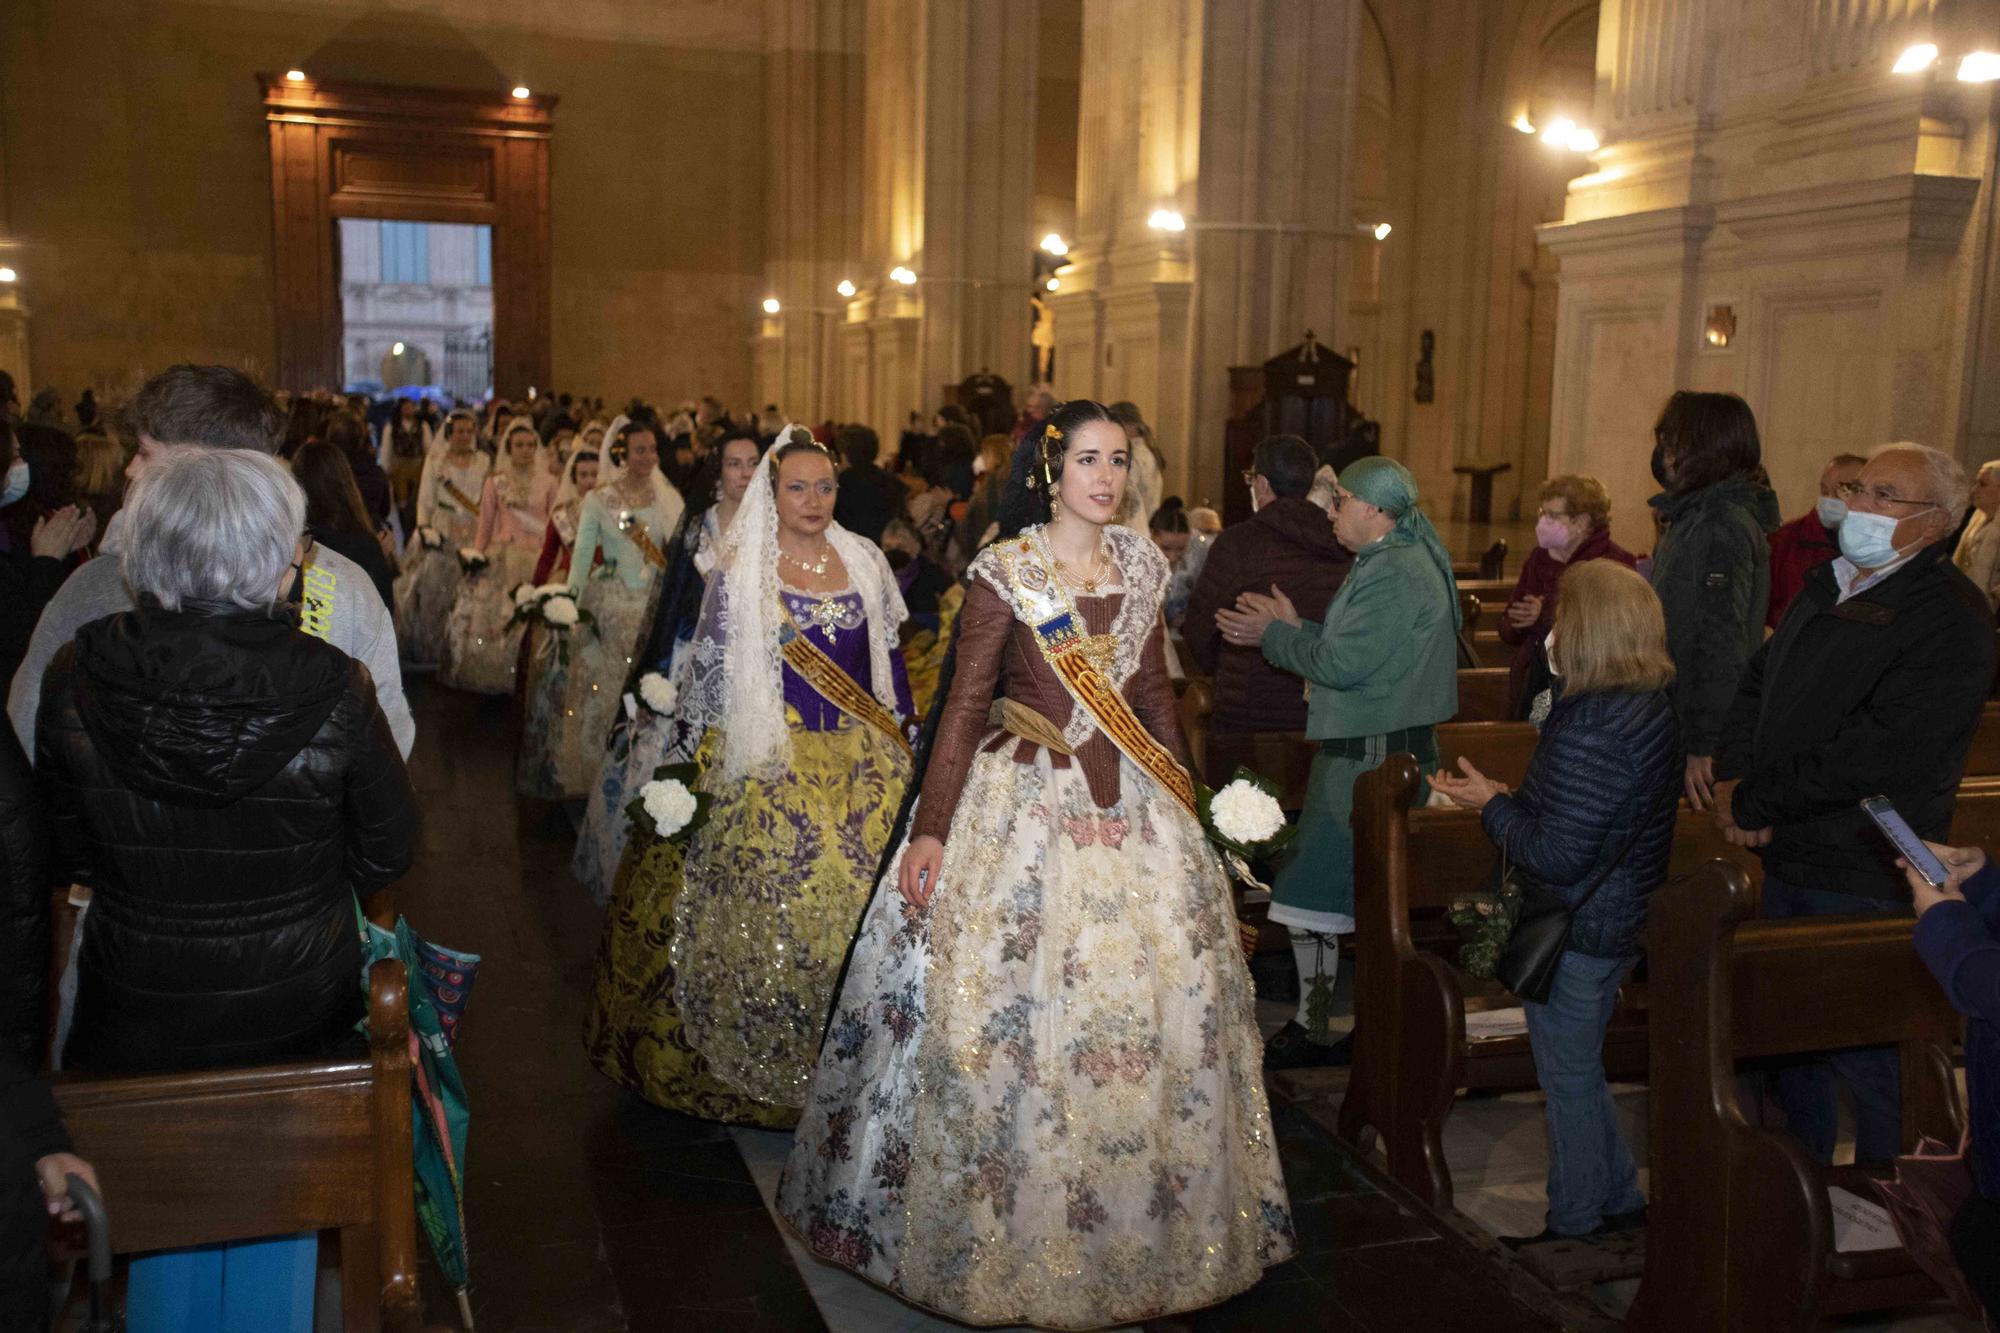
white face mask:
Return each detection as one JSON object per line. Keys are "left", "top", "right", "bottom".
{"left": 1816, "top": 496, "right": 1847, "bottom": 529}
{"left": 0, "top": 458, "right": 27, "bottom": 508}
{"left": 1837, "top": 506, "right": 1934, "bottom": 569}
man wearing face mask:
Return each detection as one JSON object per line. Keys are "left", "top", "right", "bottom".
{"left": 1713, "top": 441, "right": 1994, "bottom": 1166}
{"left": 1495, "top": 475, "right": 1637, "bottom": 717}
{"left": 1766, "top": 452, "right": 1867, "bottom": 629}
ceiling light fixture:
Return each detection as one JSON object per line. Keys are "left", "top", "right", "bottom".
{"left": 1893, "top": 42, "right": 1940, "bottom": 74}
{"left": 1511, "top": 113, "right": 1537, "bottom": 135}
{"left": 1147, "top": 208, "right": 1187, "bottom": 233}
{"left": 761, "top": 297, "right": 781, "bottom": 315}
{"left": 1959, "top": 51, "right": 2000, "bottom": 82}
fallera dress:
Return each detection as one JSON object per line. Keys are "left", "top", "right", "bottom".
{"left": 393, "top": 449, "right": 490, "bottom": 666}
{"left": 584, "top": 547, "right": 914, "bottom": 1127}
{"left": 777, "top": 523, "right": 1295, "bottom": 1329}
{"left": 439, "top": 465, "right": 554, "bottom": 694}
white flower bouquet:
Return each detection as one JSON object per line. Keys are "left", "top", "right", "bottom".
{"left": 456, "top": 546, "right": 490, "bottom": 575}
{"left": 636, "top": 671, "right": 678, "bottom": 717}
{"left": 541, "top": 594, "right": 580, "bottom": 627}
{"left": 1198, "top": 767, "right": 1295, "bottom": 861}
{"left": 504, "top": 584, "right": 599, "bottom": 664}
{"left": 625, "top": 763, "right": 712, "bottom": 845}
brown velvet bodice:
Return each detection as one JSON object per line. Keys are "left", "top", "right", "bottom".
{"left": 910, "top": 574, "right": 1192, "bottom": 843}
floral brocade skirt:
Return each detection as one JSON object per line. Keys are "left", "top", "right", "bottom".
{"left": 438, "top": 544, "right": 539, "bottom": 695}
{"left": 516, "top": 574, "right": 658, "bottom": 801}
{"left": 582, "top": 720, "right": 910, "bottom": 1125}
{"left": 776, "top": 747, "right": 1296, "bottom": 1329}
{"left": 393, "top": 540, "right": 466, "bottom": 666}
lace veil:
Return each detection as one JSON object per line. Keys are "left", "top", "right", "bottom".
{"left": 684, "top": 428, "right": 907, "bottom": 782}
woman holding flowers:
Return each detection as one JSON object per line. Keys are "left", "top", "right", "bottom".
{"left": 572, "top": 431, "right": 763, "bottom": 904}
{"left": 393, "top": 409, "right": 489, "bottom": 666}
{"left": 539, "top": 419, "right": 684, "bottom": 798}
{"left": 777, "top": 400, "right": 1294, "bottom": 1329}
{"left": 441, "top": 419, "right": 555, "bottom": 694}
{"left": 517, "top": 448, "right": 600, "bottom": 798}
{"left": 584, "top": 428, "right": 914, "bottom": 1125}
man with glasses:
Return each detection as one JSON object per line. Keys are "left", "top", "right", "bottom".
{"left": 1766, "top": 452, "right": 1867, "bottom": 628}
{"left": 1713, "top": 441, "right": 1994, "bottom": 1165}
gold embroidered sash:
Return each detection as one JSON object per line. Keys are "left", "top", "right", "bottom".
{"left": 440, "top": 478, "right": 482, "bottom": 517}
{"left": 778, "top": 602, "right": 912, "bottom": 756}
{"left": 993, "top": 531, "right": 1197, "bottom": 819}
{"left": 619, "top": 514, "right": 668, "bottom": 570}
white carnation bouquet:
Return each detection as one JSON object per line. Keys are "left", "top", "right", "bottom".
{"left": 625, "top": 762, "right": 712, "bottom": 844}
{"left": 1197, "top": 767, "right": 1297, "bottom": 958}
{"left": 634, "top": 671, "right": 678, "bottom": 717}
{"left": 504, "top": 583, "right": 598, "bottom": 664}
{"left": 456, "top": 546, "right": 490, "bottom": 575}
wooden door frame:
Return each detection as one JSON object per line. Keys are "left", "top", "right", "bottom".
{"left": 261, "top": 75, "right": 555, "bottom": 396}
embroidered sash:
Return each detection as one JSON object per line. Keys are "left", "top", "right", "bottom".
{"left": 441, "top": 478, "right": 482, "bottom": 517}
{"left": 993, "top": 531, "right": 1197, "bottom": 818}
{"left": 618, "top": 513, "right": 668, "bottom": 570}
{"left": 778, "top": 602, "right": 912, "bottom": 756}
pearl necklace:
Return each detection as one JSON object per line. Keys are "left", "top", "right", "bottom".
{"left": 1053, "top": 537, "right": 1111, "bottom": 594}
{"left": 781, "top": 542, "right": 833, "bottom": 577}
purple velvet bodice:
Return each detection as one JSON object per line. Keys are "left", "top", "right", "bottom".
{"left": 779, "top": 587, "right": 915, "bottom": 729}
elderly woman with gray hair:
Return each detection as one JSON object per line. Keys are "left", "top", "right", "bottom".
{"left": 34, "top": 447, "right": 417, "bottom": 1332}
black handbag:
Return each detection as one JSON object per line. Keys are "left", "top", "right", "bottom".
{"left": 1494, "top": 826, "right": 1641, "bottom": 1004}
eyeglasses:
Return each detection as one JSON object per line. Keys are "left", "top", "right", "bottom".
{"left": 1856, "top": 484, "right": 1938, "bottom": 509}
{"left": 1832, "top": 480, "right": 1864, "bottom": 497}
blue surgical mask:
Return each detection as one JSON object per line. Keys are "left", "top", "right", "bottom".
{"left": 1837, "top": 506, "right": 1931, "bottom": 569}
{"left": 0, "top": 458, "right": 26, "bottom": 508}
{"left": 1816, "top": 496, "right": 1847, "bottom": 529}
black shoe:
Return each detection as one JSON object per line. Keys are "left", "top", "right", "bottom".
{"left": 1263, "top": 1022, "right": 1352, "bottom": 1070}
{"left": 1500, "top": 1223, "right": 1607, "bottom": 1250}
{"left": 1602, "top": 1204, "right": 1648, "bottom": 1233}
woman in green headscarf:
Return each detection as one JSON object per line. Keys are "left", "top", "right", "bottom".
{"left": 1216, "top": 457, "right": 1460, "bottom": 1067}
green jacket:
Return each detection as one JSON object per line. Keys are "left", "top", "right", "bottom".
{"left": 1259, "top": 530, "right": 1459, "bottom": 740}
{"left": 1646, "top": 474, "right": 1781, "bottom": 755}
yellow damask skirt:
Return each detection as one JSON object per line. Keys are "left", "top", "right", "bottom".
{"left": 582, "top": 718, "right": 910, "bottom": 1125}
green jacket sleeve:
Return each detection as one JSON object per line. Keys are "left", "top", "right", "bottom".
{"left": 1259, "top": 562, "right": 1411, "bottom": 691}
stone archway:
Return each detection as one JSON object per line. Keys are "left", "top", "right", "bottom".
{"left": 261, "top": 75, "right": 553, "bottom": 396}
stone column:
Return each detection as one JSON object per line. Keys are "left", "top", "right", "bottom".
{"left": 757, "top": 0, "right": 866, "bottom": 423}
{"left": 840, "top": 0, "right": 1039, "bottom": 442}
{"left": 1542, "top": 0, "right": 1992, "bottom": 541}
{"left": 1054, "top": 0, "right": 1357, "bottom": 503}
{"left": 0, "top": 127, "right": 27, "bottom": 396}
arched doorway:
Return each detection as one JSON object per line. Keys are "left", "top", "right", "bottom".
{"left": 261, "top": 76, "right": 553, "bottom": 396}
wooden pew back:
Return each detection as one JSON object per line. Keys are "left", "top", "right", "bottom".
{"left": 1629, "top": 863, "right": 1962, "bottom": 1333}
{"left": 53, "top": 958, "right": 422, "bottom": 1332}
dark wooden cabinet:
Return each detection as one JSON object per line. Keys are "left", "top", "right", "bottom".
{"left": 1222, "top": 332, "right": 1378, "bottom": 525}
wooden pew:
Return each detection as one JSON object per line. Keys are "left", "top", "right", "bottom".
{"left": 1343, "top": 748, "right": 2000, "bottom": 1212}
{"left": 1455, "top": 668, "right": 1512, "bottom": 722}
{"left": 1628, "top": 862, "right": 1962, "bottom": 1332}
{"left": 52, "top": 954, "right": 423, "bottom": 1331}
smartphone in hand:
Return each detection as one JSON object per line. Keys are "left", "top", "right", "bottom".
{"left": 1860, "top": 796, "right": 1950, "bottom": 887}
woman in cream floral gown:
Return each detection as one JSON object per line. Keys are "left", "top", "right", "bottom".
{"left": 778, "top": 400, "right": 1293, "bottom": 1329}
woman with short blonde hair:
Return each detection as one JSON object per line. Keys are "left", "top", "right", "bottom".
{"left": 1433, "top": 556, "right": 1681, "bottom": 1246}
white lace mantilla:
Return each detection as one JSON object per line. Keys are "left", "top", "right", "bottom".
{"left": 971, "top": 522, "right": 1169, "bottom": 752}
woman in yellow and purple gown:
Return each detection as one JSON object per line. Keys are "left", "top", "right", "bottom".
{"left": 584, "top": 427, "right": 913, "bottom": 1126}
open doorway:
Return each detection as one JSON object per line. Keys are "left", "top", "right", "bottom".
{"left": 338, "top": 219, "right": 494, "bottom": 399}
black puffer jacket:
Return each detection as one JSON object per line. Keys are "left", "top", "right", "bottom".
{"left": 35, "top": 607, "right": 418, "bottom": 1073}
{"left": 1480, "top": 688, "right": 1682, "bottom": 958}
{"left": 0, "top": 726, "right": 50, "bottom": 1067}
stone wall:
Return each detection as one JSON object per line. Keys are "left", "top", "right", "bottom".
{"left": 0, "top": 0, "right": 767, "bottom": 408}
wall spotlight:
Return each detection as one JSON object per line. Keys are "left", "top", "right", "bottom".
{"left": 511, "top": 85, "right": 532, "bottom": 99}
{"left": 1893, "top": 42, "right": 1940, "bottom": 74}
{"left": 1039, "top": 232, "right": 1069, "bottom": 256}
{"left": 761, "top": 297, "right": 781, "bottom": 315}
{"left": 1045, "top": 277, "right": 1061, "bottom": 292}
{"left": 1959, "top": 51, "right": 2000, "bottom": 82}
{"left": 836, "top": 278, "right": 857, "bottom": 299}
{"left": 1511, "top": 113, "right": 1537, "bottom": 135}
{"left": 1147, "top": 208, "right": 1187, "bottom": 233}
{"left": 1540, "top": 117, "right": 1576, "bottom": 147}
{"left": 1372, "top": 222, "right": 1393, "bottom": 241}
{"left": 889, "top": 266, "right": 917, "bottom": 286}
{"left": 0, "top": 268, "right": 16, "bottom": 284}
{"left": 284, "top": 68, "right": 307, "bottom": 82}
